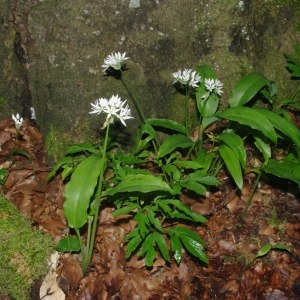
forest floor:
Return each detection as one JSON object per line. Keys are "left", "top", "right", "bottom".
{"left": 0, "top": 118, "right": 300, "bottom": 300}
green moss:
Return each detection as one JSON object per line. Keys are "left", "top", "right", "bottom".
{"left": 0, "top": 195, "right": 55, "bottom": 300}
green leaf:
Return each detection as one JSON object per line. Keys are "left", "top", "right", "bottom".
{"left": 218, "top": 132, "right": 247, "bottom": 170}
{"left": 254, "top": 136, "right": 271, "bottom": 163}
{"left": 173, "top": 160, "right": 204, "bottom": 170}
{"left": 185, "top": 172, "right": 220, "bottom": 186}
{"left": 255, "top": 243, "right": 292, "bottom": 258}
{"left": 256, "top": 108, "right": 300, "bottom": 147}
{"left": 56, "top": 236, "right": 81, "bottom": 252}
{"left": 169, "top": 233, "right": 182, "bottom": 264}
{"left": 196, "top": 64, "right": 216, "bottom": 79}
{"left": 201, "top": 93, "right": 220, "bottom": 118}
{"left": 64, "top": 154, "right": 105, "bottom": 229}
{"left": 112, "top": 202, "right": 140, "bottom": 217}
{"left": 137, "top": 233, "right": 157, "bottom": 267}
{"left": 66, "top": 143, "right": 99, "bottom": 155}
{"left": 135, "top": 122, "right": 156, "bottom": 153}
{"left": 48, "top": 156, "right": 73, "bottom": 181}
{"left": 216, "top": 107, "right": 277, "bottom": 143}
{"left": 12, "top": 148, "right": 31, "bottom": 161}
{"left": 181, "top": 180, "right": 207, "bottom": 195}
{"left": 201, "top": 116, "right": 219, "bottom": 132}
{"left": 219, "top": 144, "right": 243, "bottom": 190}
{"left": 165, "top": 200, "right": 207, "bottom": 223}
{"left": 147, "top": 118, "right": 187, "bottom": 135}
{"left": 154, "top": 231, "right": 170, "bottom": 262}
{"left": 229, "top": 73, "right": 269, "bottom": 107}
{"left": 147, "top": 209, "right": 163, "bottom": 232}
{"left": 158, "top": 134, "right": 194, "bottom": 158}
{"left": 105, "top": 174, "right": 175, "bottom": 195}
{"left": 170, "top": 226, "right": 208, "bottom": 264}
{"left": 135, "top": 211, "right": 151, "bottom": 238}
{"left": 262, "top": 157, "right": 300, "bottom": 187}
{"left": 180, "top": 234, "right": 208, "bottom": 263}
{"left": 125, "top": 229, "right": 143, "bottom": 259}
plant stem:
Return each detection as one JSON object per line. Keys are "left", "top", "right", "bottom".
{"left": 120, "top": 75, "right": 160, "bottom": 152}
{"left": 184, "top": 85, "right": 189, "bottom": 131}
{"left": 241, "top": 171, "right": 262, "bottom": 220}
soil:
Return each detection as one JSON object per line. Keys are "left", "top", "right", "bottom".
{"left": 0, "top": 118, "right": 300, "bottom": 300}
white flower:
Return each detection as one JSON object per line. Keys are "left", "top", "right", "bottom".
{"left": 189, "top": 71, "right": 201, "bottom": 88}
{"left": 172, "top": 68, "right": 201, "bottom": 88}
{"left": 204, "top": 78, "right": 223, "bottom": 95}
{"left": 12, "top": 113, "right": 23, "bottom": 130}
{"left": 102, "top": 52, "right": 129, "bottom": 72}
{"left": 89, "top": 95, "right": 133, "bottom": 128}
{"left": 204, "top": 78, "right": 215, "bottom": 93}
{"left": 214, "top": 79, "right": 223, "bottom": 95}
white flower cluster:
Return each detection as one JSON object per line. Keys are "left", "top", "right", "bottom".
{"left": 204, "top": 78, "right": 223, "bottom": 95}
{"left": 12, "top": 113, "right": 23, "bottom": 130}
{"left": 102, "top": 52, "right": 129, "bottom": 73}
{"left": 89, "top": 94, "right": 133, "bottom": 128}
{"left": 172, "top": 69, "right": 201, "bottom": 88}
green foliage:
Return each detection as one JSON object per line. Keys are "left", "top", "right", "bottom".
{"left": 0, "top": 195, "right": 54, "bottom": 300}
{"left": 49, "top": 47, "right": 300, "bottom": 273}
{"left": 255, "top": 243, "right": 292, "bottom": 259}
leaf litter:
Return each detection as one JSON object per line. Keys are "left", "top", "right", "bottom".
{"left": 0, "top": 118, "right": 300, "bottom": 299}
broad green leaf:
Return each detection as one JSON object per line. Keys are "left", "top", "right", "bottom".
{"left": 262, "top": 157, "right": 300, "bottom": 187}
{"left": 154, "top": 231, "right": 170, "bottom": 262}
{"left": 56, "top": 236, "right": 81, "bottom": 252}
{"left": 158, "top": 134, "right": 194, "bottom": 158}
{"left": 181, "top": 180, "right": 207, "bottom": 195}
{"left": 254, "top": 136, "right": 271, "bottom": 163}
{"left": 201, "top": 116, "right": 219, "bottom": 132}
{"left": 147, "top": 118, "right": 187, "bottom": 135}
{"left": 216, "top": 107, "right": 277, "bottom": 143}
{"left": 256, "top": 108, "right": 300, "bottom": 147}
{"left": 229, "top": 73, "right": 269, "bottom": 107}
{"left": 218, "top": 132, "right": 246, "bottom": 170}
{"left": 105, "top": 174, "right": 175, "bottom": 195}
{"left": 201, "top": 93, "right": 220, "bottom": 118}
{"left": 196, "top": 149, "right": 216, "bottom": 173}
{"left": 173, "top": 160, "right": 204, "bottom": 170}
{"left": 219, "top": 144, "right": 243, "bottom": 190}
{"left": 169, "top": 233, "right": 182, "bottom": 264}
{"left": 180, "top": 234, "right": 208, "bottom": 264}
{"left": 196, "top": 64, "right": 216, "bottom": 79}
{"left": 185, "top": 172, "right": 220, "bottom": 186}
{"left": 64, "top": 154, "right": 105, "bottom": 229}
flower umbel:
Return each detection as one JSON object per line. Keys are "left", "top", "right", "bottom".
{"left": 89, "top": 95, "right": 133, "bottom": 128}
{"left": 204, "top": 78, "right": 223, "bottom": 95}
{"left": 172, "top": 69, "right": 201, "bottom": 88}
{"left": 12, "top": 113, "right": 23, "bottom": 130}
{"left": 102, "top": 52, "right": 129, "bottom": 73}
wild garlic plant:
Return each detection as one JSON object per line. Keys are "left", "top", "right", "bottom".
{"left": 50, "top": 49, "right": 300, "bottom": 274}
{"left": 49, "top": 94, "right": 134, "bottom": 274}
